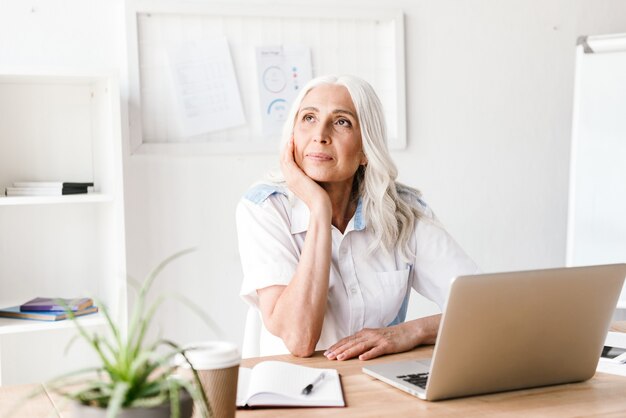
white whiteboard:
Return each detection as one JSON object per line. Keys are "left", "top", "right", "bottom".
{"left": 126, "top": 0, "right": 406, "bottom": 155}
{"left": 567, "top": 33, "right": 626, "bottom": 308}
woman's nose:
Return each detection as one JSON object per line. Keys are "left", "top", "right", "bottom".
{"left": 313, "top": 123, "right": 332, "bottom": 144}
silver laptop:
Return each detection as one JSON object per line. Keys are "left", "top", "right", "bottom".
{"left": 363, "top": 264, "right": 626, "bottom": 401}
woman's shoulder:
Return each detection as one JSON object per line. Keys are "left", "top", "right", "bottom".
{"left": 237, "top": 182, "right": 293, "bottom": 226}
{"left": 395, "top": 182, "right": 432, "bottom": 216}
{"left": 243, "top": 182, "right": 289, "bottom": 206}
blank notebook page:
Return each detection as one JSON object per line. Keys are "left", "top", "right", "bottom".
{"left": 237, "top": 360, "right": 343, "bottom": 406}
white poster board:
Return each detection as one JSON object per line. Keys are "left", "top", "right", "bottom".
{"left": 126, "top": 0, "right": 406, "bottom": 155}
{"left": 567, "top": 33, "right": 626, "bottom": 308}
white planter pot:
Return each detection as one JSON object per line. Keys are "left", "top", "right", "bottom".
{"left": 68, "top": 390, "right": 194, "bottom": 418}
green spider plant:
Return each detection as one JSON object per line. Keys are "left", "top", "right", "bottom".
{"left": 46, "top": 248, "right": 221, "bottom": 418}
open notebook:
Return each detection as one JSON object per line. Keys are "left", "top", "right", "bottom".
{"left": 236, "top": 361, "right": 344, "bottom": 408}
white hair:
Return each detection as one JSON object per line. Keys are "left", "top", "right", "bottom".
{"left": 275, "top": 74, "right": 423, "bottom": 261}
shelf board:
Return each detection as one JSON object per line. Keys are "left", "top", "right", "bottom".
{"left": 0, "top": 193, "right": 112, "bottom": 206}
{"left": 0, "top": 313, "right": 105, "bottom": 336}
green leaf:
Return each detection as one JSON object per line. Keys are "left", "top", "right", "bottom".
{"left": 127, "top": 350, "right": 153, "bottom": 378}
{"left": 105, "top": 381, "right": 130, "bottom": 418}
{"left": 176, "top": 376, "right": 212, "bottom": 418}
{"left": 96, "top": 296, "right": 122, "bottom": 350}
{"left": 128, "top": 393, "right": 169, "bottom": 408}
{"left": 176, "top": 350, "right": 213, "bottom": 418}
{"left": 130, "top": 294, "right": 167, "bottom": 361}
{"left": 169, "top": 379, "right": 180, "bottom": 418}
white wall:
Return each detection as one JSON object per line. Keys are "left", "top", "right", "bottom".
{"left": 2, "top": 0, "right": 626, "bottom": 351}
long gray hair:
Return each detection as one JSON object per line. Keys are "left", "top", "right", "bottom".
{"left": 278, "top": 74, "right": 423, "bottom": 261}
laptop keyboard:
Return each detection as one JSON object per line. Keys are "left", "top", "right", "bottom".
{"left": 397, "top": 372, "right": 429, "bottom": 389}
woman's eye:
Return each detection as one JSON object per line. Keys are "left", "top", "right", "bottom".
{"left": 336, "top": 119, "right": 352, "bottom": 127}
{"left": 303, "top": 114, "right": 315, "bottom": 123}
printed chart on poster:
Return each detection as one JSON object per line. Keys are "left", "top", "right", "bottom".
{"left": 256, "top": 45, "right": 312, "bottom": 137}
{"left": 166, "top": 37, "right": 246, "bottom": 137}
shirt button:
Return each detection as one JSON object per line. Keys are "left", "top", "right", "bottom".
{"left": 350, "top": 287, "right": 358, "bottom": 295}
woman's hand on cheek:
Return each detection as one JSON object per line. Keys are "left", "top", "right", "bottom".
{"left": 281, "top": 136, "right": 330, "bottom": 213}
{"left": 280, "top": 136, "right": 301, "bottom": 183}
{"left": 324, "top": 325, "right": 417, "bottom": 361}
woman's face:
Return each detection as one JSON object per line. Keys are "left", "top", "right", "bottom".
{"left": 292, "top": 84, "right": 367, "bottom": 187}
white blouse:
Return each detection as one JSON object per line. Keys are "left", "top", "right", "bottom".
{"left": 236, "top": 183, "right": 479, "bottom": 356}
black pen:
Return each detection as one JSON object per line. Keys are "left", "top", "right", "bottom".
{"left": 301, "top": 372, "right": 326, "bottom": 395}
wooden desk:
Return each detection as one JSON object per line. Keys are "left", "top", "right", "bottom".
{"left": 3, "top": 322, "right": 626, "bottom": 417}
{"left": 237, "top": 346, "right": 626, "bottom": 418}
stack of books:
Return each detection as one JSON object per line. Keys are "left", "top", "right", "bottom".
{"left": 4, "top": 181, "right": 94, "bottom": 196}
{"left": 0, "top": 297, "right": 98, "bottom": 321}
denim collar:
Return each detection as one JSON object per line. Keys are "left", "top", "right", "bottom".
{"left": 291, "top": 196, "right": 365, "bottom": 234}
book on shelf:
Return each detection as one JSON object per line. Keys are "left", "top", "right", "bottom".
{"left": 20, "top": 297, "right": 93, "bottom": 312}
{"left": 5, "top": 181, "right": 95, "bottom": 197}
{"left": 0, "top": 305, "right": 98, "bottom": 321}
{"left": 12, "top": 181, "right": 94, "bottom": 188}
{"left": 5, "top": 187, "right": 93, "bottom": 196}
{"left": 236, "top": 361, "right": 344, "bottom": 408}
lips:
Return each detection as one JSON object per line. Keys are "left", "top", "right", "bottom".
{"left": 306, "top": 152, "right": 333, "bottom": 161}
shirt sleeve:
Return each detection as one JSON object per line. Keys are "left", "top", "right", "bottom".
{"left": 236, "top": 195, "right": 299, "bottom": 309}
{"left": 410, "top": 215, "right": 480, "bottom": 310}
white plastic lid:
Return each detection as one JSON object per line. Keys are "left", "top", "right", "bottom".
{"left": 175, "top": 341, "right": 240, "bottom": 370}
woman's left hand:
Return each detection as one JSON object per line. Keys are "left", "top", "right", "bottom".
{"left": 324, "top": 326, "right": 414, "bottom": 361}
{"left": 324, "top": 315, "right": 441, "bottom": 361}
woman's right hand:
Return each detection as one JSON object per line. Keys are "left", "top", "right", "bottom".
{"left": 255, "top": 136, "right": 333, "bottom": 357}
{"left": 281, "top": 136, "right": 331, "bottom": 215}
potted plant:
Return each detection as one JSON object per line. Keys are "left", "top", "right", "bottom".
{"left": 47, "top": 248, "right": 218, "bottom": 418}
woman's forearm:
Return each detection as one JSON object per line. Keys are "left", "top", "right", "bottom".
{"left": 402, "top": 314, "right": 441, "bottom": 347}
{"left": 260, "top": 207, "right": 332, "bottom": 357}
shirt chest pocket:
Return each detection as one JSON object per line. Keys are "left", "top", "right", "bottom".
{"left": 369, "top": 268, "right": 410, "bottom": 326}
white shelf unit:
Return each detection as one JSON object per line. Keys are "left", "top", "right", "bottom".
{"left": 0, "top": 193, "right": 113, "bottom": 206}
{"left": 0, "top": 72, "right": 127, "bottom": 385}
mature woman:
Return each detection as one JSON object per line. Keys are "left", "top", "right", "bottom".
{"left": 237, "top": 75, "right": 478, "bottom": 360}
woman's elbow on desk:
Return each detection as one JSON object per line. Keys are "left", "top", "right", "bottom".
{"left": 287, "top": 343, "right": 316, "bottom": 358}
{"left": 261, "top": 312, "right": 319, "bottom": 357}
{"left": 268, "top": 330, "right": 317, "bottom": 357}
{"left": 272, "top": 325, "right": 319, "bottom": 357}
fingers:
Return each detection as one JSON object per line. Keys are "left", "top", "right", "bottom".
{"left": 281, "top": 136, "right": 306, "bottom": 185}
{"left": 324, "top": 329, "right": 395, "bottom": 361}
{"left": 283, "top": 135, "right": 294, "bottom": 158}
{"left": 324, "top": 337, "right": 365, "bottom": 361}
{"left": 358, "top": 344, "right": 388, "bottom": 361}
{"left": 324, "top": 332, "right": 360, "bottom": 358}
{"left": 280, "top": 136, "right": 295, "bottom": 169}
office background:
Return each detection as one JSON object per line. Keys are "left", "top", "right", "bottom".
{"left": 1, "top": 0, "right": 626, "bottom": 351}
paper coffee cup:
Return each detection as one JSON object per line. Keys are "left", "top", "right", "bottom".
{"left": 176, "top": 341, "right": 240, "bottom": 418}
